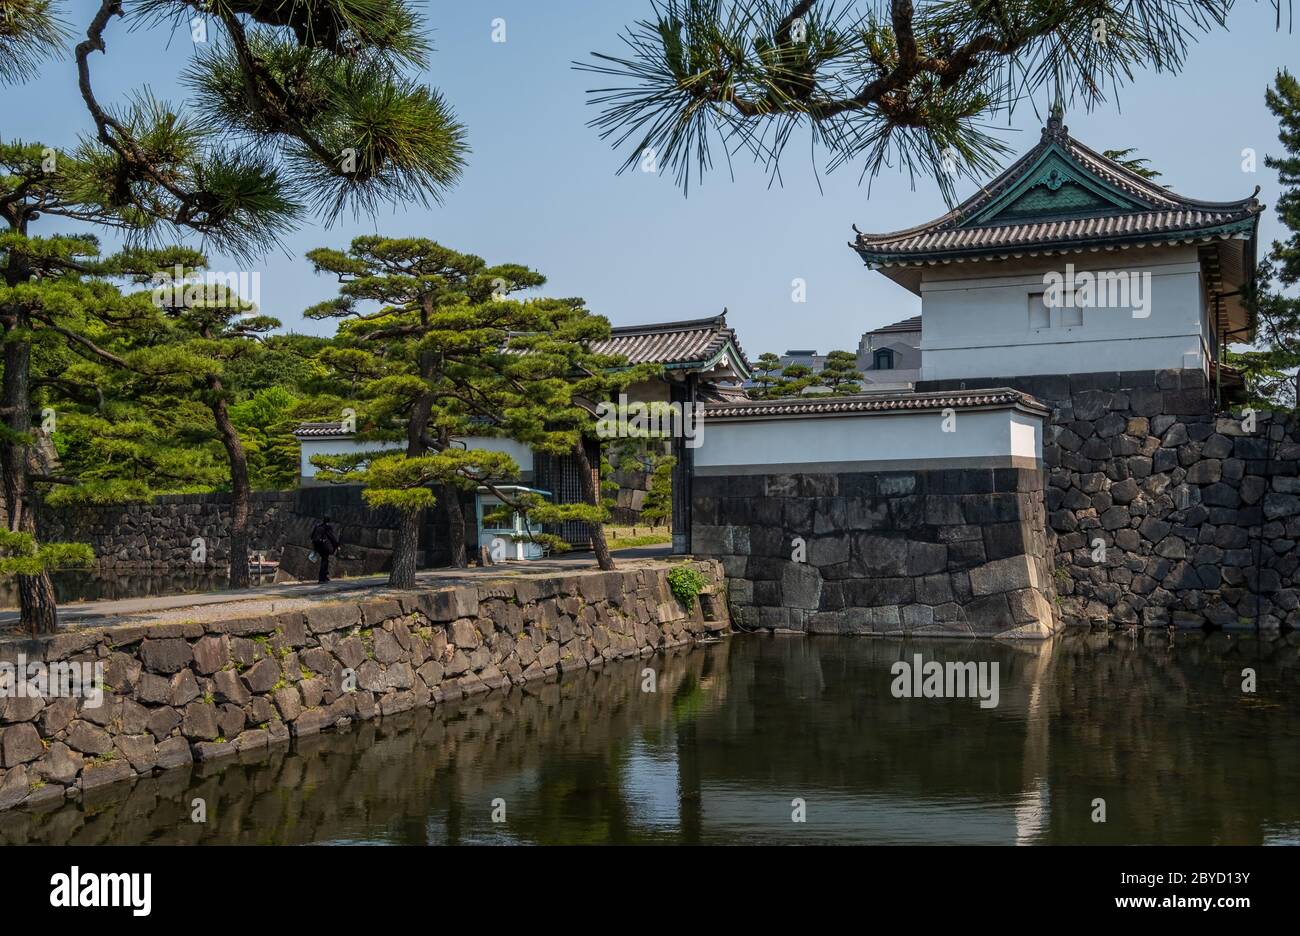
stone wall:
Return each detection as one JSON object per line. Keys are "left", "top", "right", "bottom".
{"left": 0, "top": 562, "right": 728, "bottom": 811}
{"left": 36, "top": 486, "right": 428, "bottom": 577}
{"left": 918, "top": 369, "right": 1300, "bottom": 631}
{"left": 608, "top": 465, "right": 652, "bottom": 526}
{"left": 38, "top": 491, "right": 295, "bottom": 570}
{"left": 692, "top": 468, "right": 1057, "bottom": 638}
{"left": 0, "top": 644, "right": 725, "bottom": 844}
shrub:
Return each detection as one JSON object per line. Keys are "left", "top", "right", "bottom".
{"left": 667, "top": 565, "right": 708, "bottom": 610}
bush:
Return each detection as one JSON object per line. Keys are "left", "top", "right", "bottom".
{"left": 666, "top": 565, "right": 708, "bottom": 610}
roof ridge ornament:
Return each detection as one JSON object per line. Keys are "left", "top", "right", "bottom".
{"left": 1042, "top": 100, "right": 1068, "bottom": 143}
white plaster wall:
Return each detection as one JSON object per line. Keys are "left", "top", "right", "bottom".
{"left": 454, "top": 436, "right": 535, "bottom": 473}
{"left": 299, "top": 435, "right": 533, "bottom": 479}
{"left": 1010, "top": 411, "right": 1042, "bottom": 461}
{"left": 299, "top": 438, "right": 403, "bottom": 479}
{"left": 694, "top": 408, "right": 1042, "bottom": 470}
{"left": 917, "top": 246, "right": 1211, "bottom": 381}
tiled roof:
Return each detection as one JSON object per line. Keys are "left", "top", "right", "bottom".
{"left": 296, "top": 317, "right": 757, "bottom": 439}
{"left": 858, "top": 208, "right": 1258, "bottom": 258}
{"left": 869, "top": 315, "right": 922, "bottom": 334}
{"left": 703, "top": 388, "right": 1046, "bottom": 419}
{"left": 852, "top": 117, "right": 1262, "bottom": 266}
{"left": 698, "top": 382, "right": 751, "bottom": 404}
{"left": 294, "top": 422, "right": 350, "bottom": 438}
{"left": 590, "top": 313, "right": 752, "bottom": 376}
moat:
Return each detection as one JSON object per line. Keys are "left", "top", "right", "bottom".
{"left": 3, "top": 631, "right": 1298, "bottom": 846}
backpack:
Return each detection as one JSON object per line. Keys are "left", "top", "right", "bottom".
{"left": 310, "top": 523, "right": 334, "bottom": 554}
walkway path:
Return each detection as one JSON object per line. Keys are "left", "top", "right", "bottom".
{"left": 0, "top": 546, "right": 673, "bottom": 631}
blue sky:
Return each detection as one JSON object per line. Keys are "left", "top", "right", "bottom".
{"left": 9, "top": 1, "right": 1297, "bottom": 356}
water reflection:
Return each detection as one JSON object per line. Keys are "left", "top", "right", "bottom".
{"left": 3, "top": 631, "right": 1298, "bottom": 845}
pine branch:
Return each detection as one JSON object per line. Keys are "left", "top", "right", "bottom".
{"left": 578, "top": 0, "right": 1240, "bottom": 193}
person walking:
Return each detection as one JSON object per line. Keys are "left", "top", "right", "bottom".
{"left": 310, "top": 516, "right": 341, "bottom": 584}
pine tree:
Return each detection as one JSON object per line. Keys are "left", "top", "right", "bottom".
{"left": 311, "top": 446, "right": 521, "bottom": 588}
{"left": 111, "top": 261, "right": 280, "bottom": 588}
{"left": 1102, "top": 148, "right": 1163, "bottom": 181}
{"left": 1237, "top": 69, "right": 1300, "bottom": 407}
{"left": 0, "top": 2, "right": 470, "bottom": 627}
{"left": 304, "top": 236, "right": 552, "bottom": 576}
{"left": 778, "top": 362, "right": 818, "bottom": 397}
{"left": 479, "top": 307, "right": 661, "bottom": 571}
{"left": 819, "top": 350, "right": 864, "bottom": 394}
{"left": 304, "top": 239, "right": 657, "bottom": 580}
{"left": 229, "top": 386, "right": 306, "bottom": 491}
{"left": 639, "top": 455, "right": 675, "bottom": 528}
{"left": 751, "top": 352, "right": 785, "bottom": 399}
{"left": 0, "top": 149, "right": 219, "bottom": 631}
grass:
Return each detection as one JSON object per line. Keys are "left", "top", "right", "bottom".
{"left": 606, "top": 525, "right": 671, "bottom": 550}
{"left": 609, "top": 534, "right": 671, "bottom": 550}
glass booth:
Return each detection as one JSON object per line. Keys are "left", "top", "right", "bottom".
{"left": 475, "top": 485, "right": 552, "bottom": 561}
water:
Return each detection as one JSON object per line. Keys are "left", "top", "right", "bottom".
{"left": 0, "top": 569, "right": 277, "bottom": 609}
{"left": 3, "top": 631, "right": 1299, "bottom": 845}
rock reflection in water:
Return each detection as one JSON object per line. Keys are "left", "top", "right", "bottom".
{"left": 3, "top": 630, "right": 1298, "bottom": 845}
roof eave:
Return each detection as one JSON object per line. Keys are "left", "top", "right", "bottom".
{"left": 854, "top": 218, "right": 1259, "bottom": 270}
{"left": 703, "top": 388, "right": 1049, "bottom": 421}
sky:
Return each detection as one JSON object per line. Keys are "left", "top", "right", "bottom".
{"left": 7, "top": 1, "right": 1298, "bottom": 357}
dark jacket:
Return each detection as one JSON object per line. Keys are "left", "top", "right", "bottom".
{"left": 310, "top": 521, "right": 340, "bottom": 556}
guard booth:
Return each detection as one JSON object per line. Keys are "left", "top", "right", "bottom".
{"left": 476, "top": 484, "right": 552, "bottom": 560}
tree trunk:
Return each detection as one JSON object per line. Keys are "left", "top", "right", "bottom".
{"left": 208, "top": 383, "right": 251, "bottom": 589}
{"left": 2, "top": 318, "right": 59, "bottom": 634}
{"left": 18, "top": 573, "right": 57, "bottom": 635}
{"left": 443, "top": 484, "right": 468, "bottom": 568}
{"left": 400, "top": 377, "right": 441, "bottom": 574}
{"left": 390, "top": 508, "right": 420, "bottom": 588}
{"left": 573, "top": 439, "right": 615, "bottom": 571}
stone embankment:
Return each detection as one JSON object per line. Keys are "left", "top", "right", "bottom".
{"left": 0, "top": 561, "right": 727, "bottom": 811}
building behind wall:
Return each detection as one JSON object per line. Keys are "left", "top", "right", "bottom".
{"left": 851, "top": 107, "right": 1259, "bottom": 403}
{"left": 856, "top": 315, "right": 922, "bottom": 390}
{"left": 843, "top": 108, "right": 1283, "bottom": 631}
{"left": 777, "top": 350, "right": 826, "bottom": 374}
{"left": 689, "top": 109, "right": 1285, "bottom": 637}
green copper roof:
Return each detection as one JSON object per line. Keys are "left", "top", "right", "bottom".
{"left": 851, "top": 114, "right": 1261, "bottom": 267}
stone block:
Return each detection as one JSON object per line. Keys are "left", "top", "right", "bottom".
{"left": 427, "top": 586, "right": 479, "bottom": 622}
{"left": 182, "top": 702, "right": 220, "bottom": 741}
{"left": 905, "top": 540, "right": 948, "bottom": 576}
{"left": 114, "top": 734, "right": 157, "bottom": 772}
{"left": 240, "top": 658, "right": 281, "bottom": 694}
{"left": 1, "top": 723, "right": 43, "bottom": 767}
{"left": 963, "top": 593, "right": 1014, "bottom": 633}
{"left": 780, "top": 562, "right": 822, "bottom": 611}
{"left": 191, "top": 635, "right": 228, "bottom": 675}
{"left": 80, "top": 758, "right": 134, "bottom": 790}
{"left": 65, "top": 720, "right": 113, "bottom": 755}
{"left": 969, "top": 557, "right": 1035, "bottom": 596}
{"left": 153, "top": 738, "right": 191, "bottom": 769}
{"left": 305, "top": 601, "right": 363, "bottom": 634}
{"left": 139, "top": 638, "right": 193, "bottom": 674}
{"left": 853, "top": 534, "right": 907, "bottom": 575}
{"left": 36, "top": 741, "right": 83, "bottom": 785}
